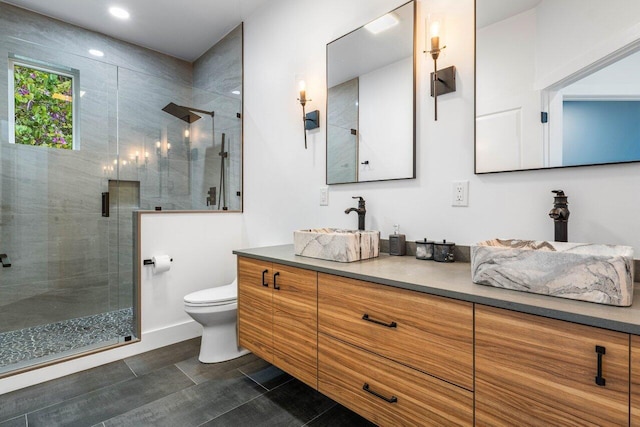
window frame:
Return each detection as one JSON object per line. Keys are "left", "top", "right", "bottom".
{"left": 8, "top": 54, "right": 81, "bottom": 150}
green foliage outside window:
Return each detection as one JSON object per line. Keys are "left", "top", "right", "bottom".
{"left": 14, "top": 64, "right": 73, "bottom": 149}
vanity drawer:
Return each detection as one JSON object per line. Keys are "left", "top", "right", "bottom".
{"left": 318, "top": 334, "right": 473, "bottom": 426}
{"left": 318, "top": 273, "right": 473, "bottom": 390}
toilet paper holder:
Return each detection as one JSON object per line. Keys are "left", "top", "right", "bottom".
{"left": 143, "top": 258, "right": 173, "bottom": 266}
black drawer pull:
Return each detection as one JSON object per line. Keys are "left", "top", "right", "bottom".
{"left": 595, "top": 345, "right": 606, "bottom": 386}
{"left": 362, "top": 314, "right": 397, "bottom": 328}
{"left": 261, "top": 269, "right": 269, "bottom": 287}
{"left": 273, "top": 272, "right": 280, "bottom": 290}
{"left": 362, "top": 383, "right": 398, "bottom": 403}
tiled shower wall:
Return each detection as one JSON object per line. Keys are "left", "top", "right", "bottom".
{"left": 0, "top": 3, "right": 242, "bottom": 332}
{"left": 193, "top": 25, "right": 243, "bottom": 211}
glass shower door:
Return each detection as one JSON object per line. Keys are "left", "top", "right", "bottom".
{"left": 0, "top": 38, "right": 134, "bottom": 374}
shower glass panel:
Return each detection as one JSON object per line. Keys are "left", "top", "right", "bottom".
{"left": 0, "top": 36, "right": 137, "bottom": 375}
{"left": 118, "top": 67, "right": 242, "bottom": 211}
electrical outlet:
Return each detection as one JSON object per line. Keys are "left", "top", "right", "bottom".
{"left": 452, "top": 180, "right": 469, "bottom": 207}
{"left": 320, "top": 186, "right": 329, "bottom": 206}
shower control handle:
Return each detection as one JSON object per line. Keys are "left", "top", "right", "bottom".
{"left": 0, "top": 253, "right": 11, "bottom": 268}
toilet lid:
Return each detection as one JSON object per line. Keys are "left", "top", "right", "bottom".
{"left": 184, "top": 280, "right": 237, "bottom": 305}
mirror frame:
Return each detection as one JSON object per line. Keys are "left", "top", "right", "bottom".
{"left": 474, "top": 0, "right": 640, "bottom": 174}
{"left": 326, "top": 0, "right": 416, "bottom": 185}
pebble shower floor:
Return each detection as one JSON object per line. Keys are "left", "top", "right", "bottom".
{"left": 0, "top": 308, "right": 135, "bottom": 369}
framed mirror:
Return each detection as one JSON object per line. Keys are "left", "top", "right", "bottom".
{"left": 326, "top": 1, "right": 415, "bottom": 184}
{"left": 475, "top": 0, "right": 640, "bottom": 173}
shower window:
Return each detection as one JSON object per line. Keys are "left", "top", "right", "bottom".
{"left": 8, "top": 55, "right": 79, "bottom": 149}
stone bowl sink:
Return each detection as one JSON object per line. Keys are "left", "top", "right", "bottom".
{"left": 294, "top": 228, "right": 380, "bottom": 262}
{"left": 471, "top": 239, "right": 634, "bottom": 306}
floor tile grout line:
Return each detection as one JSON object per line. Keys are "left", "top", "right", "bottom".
{"left": 237, "top": 368, "right": 270, "bottom": 391}
{"left": 301, "top": 403, "right": 338, "bottom": 426}
{"left": 265, "top": 376, "right": 295, "bottom": 392}
{"left": 18, "top": 360, "right": 158, "bottom": 419}
{"left": 195, "top": 391, "right": 267, "bottom": 427}
{"left": 174, "top": 362, "right": 197, "bottom": 385}
{"left": 0, "top": 414, "right": 26, "bottom": 425}
{"left": 195, "top": 369, "right": 294, "bottom": 427}
{"left": 123, "top": 359, "right": 138, "bottom": 377}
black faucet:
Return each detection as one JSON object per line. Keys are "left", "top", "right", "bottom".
{"left": 548, "top": 190, "right": 570, "bottom": 242}
{"left": 345, "top": 196, "right": 366, "bottom": 231}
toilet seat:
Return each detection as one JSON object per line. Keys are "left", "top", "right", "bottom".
{"left": 184, "top": 281, "right": 237, "bottom": 306}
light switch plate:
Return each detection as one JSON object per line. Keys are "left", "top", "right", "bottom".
{"left": 320, "top": 186, "right": 329, "bottom": 206}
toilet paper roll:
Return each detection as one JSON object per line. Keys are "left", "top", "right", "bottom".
{"left": 152, "top": 255, "right": 171, "bottom": 274}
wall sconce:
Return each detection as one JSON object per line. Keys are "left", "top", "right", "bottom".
{"left": 297, "top": 80, "right": 319, "bottom": 149}
{"left": 425, "top": 14, "right": 456, "bottom": 121}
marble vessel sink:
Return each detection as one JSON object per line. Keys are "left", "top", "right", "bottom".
{"left": 471, "top": 239, "right": 634, "bottom": 306}
{"left": 294, "top": 228, "right": 380, "bottom": 262}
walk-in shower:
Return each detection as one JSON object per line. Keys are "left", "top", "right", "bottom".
{"left": 0, "top": 2, "right": 242, "bottom": 378}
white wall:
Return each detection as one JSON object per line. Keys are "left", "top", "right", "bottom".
{"left": 476, "top": 9, "right": 542, "bottom": 171}
{"left": 242, "top": 0, "right": 640, "bottom": 253}
{"left": 359, "top": 57, "right": 413, "bottom": 181}
{"left": 535, "top": 0, "right": 640, "bottom": 89}
{"left": 0, "top": 212, "right": 245, "bottom": 394}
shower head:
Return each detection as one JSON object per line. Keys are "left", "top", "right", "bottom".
{"left": 162, "top": 102, "right": 202, "bottom": 123}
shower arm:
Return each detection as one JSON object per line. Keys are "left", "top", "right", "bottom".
{"left": 189, "top": 108, "right": 215, "bottom": 117}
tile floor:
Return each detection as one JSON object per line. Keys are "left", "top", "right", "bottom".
{"left": 0, "top": 338, "right": 376, "bottom": 427}
{"left": 0, "top": 308, "right": 134, "bottom": 372}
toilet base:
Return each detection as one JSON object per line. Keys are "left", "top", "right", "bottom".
{"left": 198, "top": 323, "right": 250, "bottom": 364}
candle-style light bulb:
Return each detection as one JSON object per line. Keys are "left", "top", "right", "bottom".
{"left": 298, "top": 80, "right": 306, "bottom": 106}
{"left": 430, "top": 21, "right": 440, "bottom": 51}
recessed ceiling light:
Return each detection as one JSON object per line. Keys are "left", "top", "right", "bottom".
{"left": 231, "top": 90, "right": 241, "bottom": 95}
{"left": 364, "top": 13, "right": 399, "bottom": 34}
{"left": 89, "top": 49, "right": 104, "bottom": 57}
{"left": 109, "top": 6, "right": 130, "bottom": 19}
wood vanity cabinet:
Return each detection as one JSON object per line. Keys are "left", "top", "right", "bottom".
{"left": 317, "top": 273, "right": 474, "bottom": 426}
{"left": 237, "top": 256, "right": 318, "bottom": 389}
{"left": 476, "top": 305, "right": 630, "bottom": 426}
{"left": 631, "top": 335, "right": 640, "bottom": 425}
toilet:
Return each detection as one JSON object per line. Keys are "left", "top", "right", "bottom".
{"left": 183, "top": 278, "right": 249, "bottom": 363}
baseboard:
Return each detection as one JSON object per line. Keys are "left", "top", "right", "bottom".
{"left": 0, "top": 320, "right": 202, "bottom": 394}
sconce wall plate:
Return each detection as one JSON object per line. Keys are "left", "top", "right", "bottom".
{"left": 305, "top": 110, "right": 320, "bottom": 130}
{"left": 430, "top": 65, "right": 456, "bottom": 97}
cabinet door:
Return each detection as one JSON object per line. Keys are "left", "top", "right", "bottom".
{"left": 476, "top": 305, "right": 629, "bottom": 426}
{"left": 237, "top": 257, "right": 273, "bottom": 362}
{"left": 272, "top": 263, "right": 318, "bottom": 389}
{"left": 631, "top": 335, "right": 640, "bottom": 425}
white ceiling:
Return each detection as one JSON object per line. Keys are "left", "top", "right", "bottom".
{"left": 476, "top": 0, "right": 542, "bottom": 28}
{"left": 1, "top": 0, "right": 269, "bottom": 61}
{"left": 328, "top": 2, "right": 413, "bottom": 88}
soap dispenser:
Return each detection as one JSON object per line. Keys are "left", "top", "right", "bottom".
{"left": 389, "top": 224, "right": 406, "bottom": 256}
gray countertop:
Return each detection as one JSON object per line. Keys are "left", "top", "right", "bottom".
{"left": 234, "top": 244, "right": 640, "bottom": 335}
